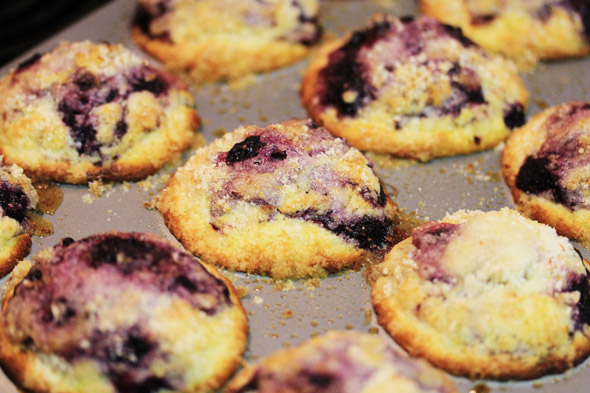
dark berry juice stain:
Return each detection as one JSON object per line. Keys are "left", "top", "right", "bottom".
{"left": 289, "top": 209, "right": 393, "bottom": 251}
{"left": 316, "top": 19, "right": 390, "bottom": 117}
{"left": 516, "top": 156, "right": 560, "bottom": 195}
{"left": 88, "top": 235, "right": 169, "bottom": 271}
{"left": 412, "top": 221, "right": 460, "bottom": 282}
{"left": 565, "top": 273, "right": 590, "bottom": 332}
{"left": 0, "top": 180, "right": 30, "bottom": 223}
{"left": 225, "top": 135, "right": 265, "bottom": 164}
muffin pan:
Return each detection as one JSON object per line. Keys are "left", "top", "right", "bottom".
{"left": 1, "top": 0, "right": 590, "bottom": 392}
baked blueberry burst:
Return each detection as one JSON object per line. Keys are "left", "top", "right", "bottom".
{"left": 0, "top": 41, "right": 200, "bottom": 184}
{"left": 158, "top": 119, "right": 399, "bottom": 279}
{"left": 0, "top": 232, "right": 248, "bottom": 393}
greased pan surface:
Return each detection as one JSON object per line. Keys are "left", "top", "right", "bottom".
{"left": 1, "top": 1, "right": 590, "bottom": 392}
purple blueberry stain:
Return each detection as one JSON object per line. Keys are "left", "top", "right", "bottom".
{"left": 56, "top": 64, "right": 172, "bottom": 159}
{"left": 316, "top": 18, "right": 391, "bottom": 117}
{"left": 516, "top": 103, "right": 590, "bottom": 210}
{"left": 412, "top": 221, "right": 460, "bottom": 282}
{"left": 2, "top": 233, "right": 239, "bottom": 392}
{"left": 212, "top": 124, "right": 394, "bottom": 253}
{"left": 562, "top": 270, "right": 590, "bottom": 333}
{"left": 315, "top": 16, "right": 494, "bottom": 120}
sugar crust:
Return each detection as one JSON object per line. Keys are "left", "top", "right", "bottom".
{"left": 158, "top": 119, "right": 398, "bottom": 279}
{"left": 0, "top": 41, "right": 201, "bottom": 184}
{"left": 371, "top": 208, "right": 590, "bottom": 380}
{"left": 420, "top": 0, "right": 590, "bottom": 69}
{"left": 301, "top": 14, "right": 528, "bottom": 161}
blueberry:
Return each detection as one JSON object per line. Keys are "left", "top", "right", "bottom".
{"left": 0, "top": 181, "right": 30, "bottom": 223}
{"left": 270, "top": 150, "right": 287, "bottom": 160}
{"left": 226, "top": 136, "right": 265, "bottom": 164}
{"left": 172, "top": 275, "right": 198, "bottom": 292}
{"left": 516, "top": 156, "right": 556, "bottom": 195}
{"left": 74, "top": 71, "right": 97, "bottom": 91}
{"left": 61, "top": 237, "right": 75, "bottom": 247}
{"left": 114, "top": 120, "right": 128, "bottom": 139}
{"left": 307, "top": 372, "right": 334, "bottom": 387}
{"left": 25, "top": 269, "right": 43, "bottom": 282}
{"left": 503, "top": 103, "right": 526, "bottom": 129}
{"left": 129, "top": 74, "right": 165, "bottom": 95}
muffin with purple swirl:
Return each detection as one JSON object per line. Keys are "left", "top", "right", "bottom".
{"left": 0, "top": 160, "right": 38, "bottom": 277}
{"left": 225, "top": 330, "right": 458, "bottom": 393}
{"left": 301, "top": 14, "right": 528, "bottom": 161}
{"left": 158, "top": 119, "right": 399, "bottom": 279}
{"left": 420, "top": 0, "right": 590, "bottom": 69}
{"left": 0, "top": 40, "right": 201, "bottom": 184}
{"left": 371, "top": 208, "right": 590, "bottom": 380}
{"left": 502, "top": 101, "right": 590, "bottom": 247}
{"left": 131, "top": 0, "right": 322, "bottom": 85}
{"left": 0, "top": 232, "right": 248, "bottom": 393}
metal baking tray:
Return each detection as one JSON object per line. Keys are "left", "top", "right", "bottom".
{"left": 1, "top": 1, "right": 590, "bottom": 392}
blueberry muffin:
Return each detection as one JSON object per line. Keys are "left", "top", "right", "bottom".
{"left": 502, "top": 101, "right": 590, "bottom": 247}
{"left": 420, "top": 0, "right": 590, "bottom": 69}
{"left": 371, "top": 208, "right": 590, "bottom": 380}
{"left": 132, "top": 0, "right": 322, "bottom": 85}
{"left": 301, "top": 14, "right": 528, "bottom": 161}
{"left": 0, "top": 41, "right": 201, "bottom": 184}
{"left": 0, "top": 232, "right": 248, "bottom": 393}
{"left": 158, "top": 119, "right": 398, "bottom": 279}
{"left": 225, "top": 331, "right": 458, "bottom": 393}
{"left": 0, "top": 160, "right": 38, "bottom": 277}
